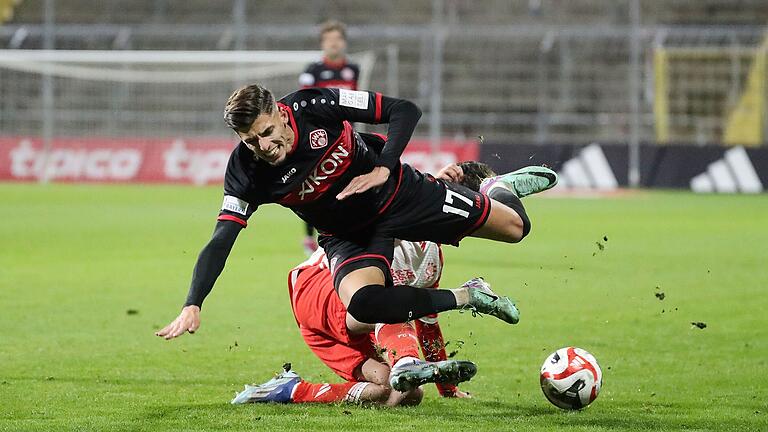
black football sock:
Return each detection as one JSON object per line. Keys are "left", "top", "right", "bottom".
{"left": 346, "top": 284, "right": 458, "bottom": 324}
{"left": 488, "top": 188, "right": 531, "bottom": 237}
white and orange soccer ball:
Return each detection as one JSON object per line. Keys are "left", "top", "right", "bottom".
{"left": 540, "top": 347, "right": 603, "bottom": 410}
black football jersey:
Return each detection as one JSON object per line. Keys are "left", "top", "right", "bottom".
{"left": 218, "top": 87, "right": 406, "bottom": 234}
{"left": 299, "top": 58, "right": 359, "bottom": 90}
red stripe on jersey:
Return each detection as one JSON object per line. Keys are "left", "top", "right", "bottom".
{"left": 376, "top": 164, "right": 404, "bottom": 216}
{"left": 277, "top": 103, "right": 300, "bottom": 156}
{"left": 338, "top": 164, "right": 404, "bottom": 233}
{"left": 217, "top": 214, "right": 247, "bottom": 227}
{"left": 455, "top": 192, "right": 491, "bottom": 242}
{"left": 374, "top": 92, "right": 383, "bottom": 123}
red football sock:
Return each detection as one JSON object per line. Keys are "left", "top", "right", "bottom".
{"left": 290, "top": 380, "right": 369, "bottom": 404}
{"left": 415, "top": 318, "right": 458, "bottom": 397}
{"left": 375, "top": 322, "right": 421, "bottom": 366}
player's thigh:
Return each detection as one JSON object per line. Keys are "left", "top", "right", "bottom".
{"left": 469, "top": 197, "right": 525, "bottom": 243}
{"left": 302, "top": 330, "right": 371, "bottom": 382}
{"left": 337, "top": 266, "right": 386, "bottom": 306}
{"left": 382, "top": 167, "right": 491, "bottom": 245}
{"left": 318, "top": 232, "right": 394, "bottom": 301}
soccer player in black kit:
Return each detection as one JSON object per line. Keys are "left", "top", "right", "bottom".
{"left": 298, "top": 20, "right": 360, "bottom": 255}
{"left": 156, "top": 84, "right": 558, "bottom": 340}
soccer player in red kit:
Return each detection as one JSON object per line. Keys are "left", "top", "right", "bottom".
{"left": 156, "top": 84, "right": 557, "bottom": 349}
{"left": 298, "top": 20, "right": 360, "bottom": 255}
{"left": 232, "top": 239, "right": 474, "bottom": 406}
{"left": 230, "top": 163, "right": 500, "bottom": 407}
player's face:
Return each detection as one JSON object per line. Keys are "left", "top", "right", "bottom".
{"left": 238, "top": 107, "right": 294, "bottom": 166}
{"left": 321, "top": 30, "right": 346, "bottom": 60}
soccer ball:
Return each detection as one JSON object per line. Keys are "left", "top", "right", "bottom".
{"left": 540, "top": 347, "right": 602, "bottom": 410}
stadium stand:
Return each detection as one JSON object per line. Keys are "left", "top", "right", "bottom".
{"left": 0, "top": 0, "right": 766, "bottom": 144}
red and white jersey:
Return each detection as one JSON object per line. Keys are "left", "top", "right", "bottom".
{"left": 291, "top": 240, "right": 442, "bottom": 290}
{"left": 289, "top": 239, "right": 443, "bottom": 325}
{"left": 391, "top": 240, "right": 442, "bottom": 289}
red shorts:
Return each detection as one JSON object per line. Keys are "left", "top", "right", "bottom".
{"left": 288, "top": 264, "right": 381, "bottom": 381}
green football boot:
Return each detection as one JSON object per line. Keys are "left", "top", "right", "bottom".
{"left": 480, "top": 166, "right": 558, "bottom": 198}
{"left": 389, "top": 359, "right": 478, "bottom": 392}
{"left": 462, "top": 277, "right": 520, "bottom": 324}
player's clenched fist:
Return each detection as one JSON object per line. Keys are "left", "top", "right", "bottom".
{"left": 155, "top": 305, "right": 200, "bottom": 340}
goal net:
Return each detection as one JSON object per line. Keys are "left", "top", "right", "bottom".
{"left": 0, "top": 49, "right": 376, "bottom": 138}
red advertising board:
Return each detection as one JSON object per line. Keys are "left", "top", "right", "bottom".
{"left": 0, "top": 137, "right": 477, "bottom": 184}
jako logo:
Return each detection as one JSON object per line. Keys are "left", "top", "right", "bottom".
{"left": 298, "top": 144, "right": 350, "bottom": 200}
{"left": 10, "top": 140, "right": 142, "bottom": 180}
{"left": 281, "top": 167, "right": 297, "bottom": 183}
{"left": 163, "top": 139, "right": 229, "bottom": 185}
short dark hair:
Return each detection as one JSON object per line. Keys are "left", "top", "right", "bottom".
{"left": 319, "top": 20, "right": 347, "bottom": 41}
{"left": 458, "top": 161, "right": 497, "bottom": 192}
{"left": 223, "top": 84, "right": 275, "bottom": 132}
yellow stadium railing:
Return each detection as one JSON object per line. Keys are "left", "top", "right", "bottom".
{"left": 654, "top": 36, "right": 766, "bottom": 146}
{"left": 0, "top": 0, "right": 20, "bottom": 25}
{"left": 723, "top": 33, "right": 767, "bottom": 147}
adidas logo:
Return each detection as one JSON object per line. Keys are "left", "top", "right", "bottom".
{"left": 690, "top": 147, "right": 763, "bottom": 193}
{"left": 556, "top": 144, "right": 618, "bottom": 190}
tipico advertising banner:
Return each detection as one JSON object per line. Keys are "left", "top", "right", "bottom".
{"left": 0, "top": 137, "right": 478, "bottom": 185}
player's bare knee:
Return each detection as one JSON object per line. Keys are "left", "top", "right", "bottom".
{"left": 362, "top": 383, "right": 391, "bottom": 405}
{"left": 503, "top": 212, "right": 525, "bottom": 243}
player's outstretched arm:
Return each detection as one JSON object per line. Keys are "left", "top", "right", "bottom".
{"left": 155, "top": 220, "right": 243, "bottom": 340}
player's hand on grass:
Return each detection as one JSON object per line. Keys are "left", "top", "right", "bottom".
{"left": 453, "top": 389, "right": 472, "bottom": 399}
{"left": 336, "top": 166, "right": 390, "bottom": 200}
{"left": 436, "top": 163, "right": 463, "bottom": 183}
{"left": 155, "top": 305, "right": 200, "bottom": 340}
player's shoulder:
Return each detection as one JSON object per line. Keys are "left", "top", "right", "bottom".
{"left": 279, "top": 88, "right": 340, "bottom": 114}
{"left": 224, "top": 143, "right": 268, "bottom": 192}
{"left": 281, "top": 87, "right": 336, "bottom": 102}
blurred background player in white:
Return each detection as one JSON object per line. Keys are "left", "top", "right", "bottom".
{"left": 231, "top": 164, "right": 491, "bottom": 406}
{"left": 298, "top": 20, "right": 360, "bottom": 255}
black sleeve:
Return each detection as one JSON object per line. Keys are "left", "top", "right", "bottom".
{"left": 219, "top": 145, "right": 262, "bottom": 225}
{"left": 183, "top": 220, "right": 243, "bottom": 308}
{"left": 300, "top": 87, "right": 422, "bottom": 171}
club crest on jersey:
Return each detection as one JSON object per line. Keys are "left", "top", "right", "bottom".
{"left": 309, "top": 129, "right": 329, "bottom": 150}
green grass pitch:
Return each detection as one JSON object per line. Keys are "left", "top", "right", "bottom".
{"left": 1, "top": 183, "right": 766, "bottom": 431}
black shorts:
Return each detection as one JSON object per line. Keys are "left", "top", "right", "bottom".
{"left": 319, "top": 164, "right": 491, "bottom": 289}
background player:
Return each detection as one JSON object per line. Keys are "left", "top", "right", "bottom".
{"left": 298, "top": 20, "right": 360, "bottom": 255}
